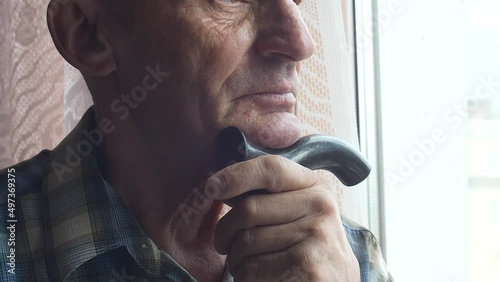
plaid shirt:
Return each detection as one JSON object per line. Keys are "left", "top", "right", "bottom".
{"left": 0, "top": 107, "right": 392, "bottom": 282}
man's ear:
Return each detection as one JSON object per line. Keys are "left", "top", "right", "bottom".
{"left": 47, "top": 0, "right": 117, "bottom": 76}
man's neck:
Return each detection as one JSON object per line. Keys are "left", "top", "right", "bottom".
{"left": 95, "top": 126, "right": 229, "bottom": 281}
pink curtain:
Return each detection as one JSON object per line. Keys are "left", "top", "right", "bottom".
{"left": 0, "top": 0, "right": 93, "bottom": 168}
{"left": 0, "top": 1, "right": 65, "bottom": 166}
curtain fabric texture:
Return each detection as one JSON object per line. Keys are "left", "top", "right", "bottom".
{"left": 0, "top": 0, "right": 369, "bottom": 226}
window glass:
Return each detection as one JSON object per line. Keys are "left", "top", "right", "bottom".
{"left": 373, "top": 0, "right": 500, "bottom": 281}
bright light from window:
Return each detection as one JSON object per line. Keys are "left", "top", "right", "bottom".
{"left": 372, "top": 0, "right": 500, "bottom": 281}
{"left": 466, "top": 7, "right": 500, "bottom": 28}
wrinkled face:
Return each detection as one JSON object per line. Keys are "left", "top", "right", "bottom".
{"left": 109, "top": 0, "right": 315, "bottom": 155}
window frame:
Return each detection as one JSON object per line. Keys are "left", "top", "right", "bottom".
{"left": 353, "top": 0, "right": 387, "bottom": 256}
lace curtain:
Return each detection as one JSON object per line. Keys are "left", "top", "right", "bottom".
{"left": 0, "top": 0, "right": 369, "bottom": 226}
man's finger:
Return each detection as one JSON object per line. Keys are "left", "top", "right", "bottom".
{"left": 231, "top": 251, "right": 296, "bottom": 282}
{"left": 226, "top": 221, "right": 306, "bottom": 274}
{"left": 206, "top": 155, "right": 318, "bottom": 200}
{"left": 230, "top": 245, "right": 326, "bottom": 282}
{"left": 214, "top": 191, "right": 312, "bottom": 254}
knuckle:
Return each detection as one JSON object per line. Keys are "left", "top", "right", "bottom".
{"left": 239, "top": 196, "right": 258, "bottom": 218}
{"left": 288, "top": 247, "right": 328, "bottom": 280}
{"left": 305, "top": 222, "right": 329, "bottom": 241}
{"left": 311, "top": 170, "right": 333, "bottom": 186}
{"left": 289, "top": 247, "right": 317, "bottom": 272}
{"left": 236, "top": 229, "right": 255, "bottom": 249}
{"left": 309, "top": 190, "right": 339, "bottom": 215}
{"left": 259, "top": 156, "right": 286, "bottom": 187}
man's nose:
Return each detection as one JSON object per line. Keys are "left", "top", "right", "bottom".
{"left": 255, "top": 0, "right": 316, "bottom": 62}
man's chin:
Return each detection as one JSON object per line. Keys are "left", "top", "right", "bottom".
{"left": 241, "top": 113, "right": 302, "bottom": 149}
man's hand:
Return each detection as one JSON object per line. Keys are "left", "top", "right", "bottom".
{"left": 206, "top": 155, "right": 361, "bottom": 282}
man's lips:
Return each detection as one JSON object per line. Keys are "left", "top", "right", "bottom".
{"left": 229, "top": 91, "right": 301, "bottom": 149}
{"left": 240, "top": 92, "right": 296, "bottom": 110}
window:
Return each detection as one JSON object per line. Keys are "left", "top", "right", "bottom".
{"left": 356, "top": 0, "right": 500, "bottom": 281}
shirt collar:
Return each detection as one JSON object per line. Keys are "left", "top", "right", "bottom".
{"left": 42, "top": 106, "right": 198, "bottom": 281}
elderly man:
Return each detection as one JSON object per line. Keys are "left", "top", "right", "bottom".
{"left": 0, "top": 0, "right": 392, "bottom": 281}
